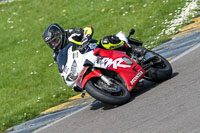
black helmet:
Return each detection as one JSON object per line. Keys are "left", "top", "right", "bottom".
{"left": 43, "top": 23, "right": 66, "bottom": 51}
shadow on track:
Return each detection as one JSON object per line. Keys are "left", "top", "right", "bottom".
{"left": 89, "top": 72, "right": 179, "bottom": 111}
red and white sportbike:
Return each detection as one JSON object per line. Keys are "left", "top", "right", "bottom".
{"left": 60, "top": 29, "right": 172, "bottom": 105}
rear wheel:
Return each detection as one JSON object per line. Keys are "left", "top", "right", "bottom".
{"left": 144, "top": 51, "right": 173, "bottom": 82}
{"left": 85, "top": 77, "right": 131, "bottom": 105}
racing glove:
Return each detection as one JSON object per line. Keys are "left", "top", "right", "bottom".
{"left": 83, "top": 26, "right": 94, "bottom": 39}
{"left": 79, "top": 26, "right": 94, "bottom": 53}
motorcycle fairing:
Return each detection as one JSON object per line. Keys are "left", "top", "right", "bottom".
{"left": 80, "top": 69, "right": 102, "bottom": 89}
{"left": 80, "top": 48, "right": 146, "bottom": 91}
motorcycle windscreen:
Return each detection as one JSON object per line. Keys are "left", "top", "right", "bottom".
{"left": 57, "top": 43, "right": 73, "bottom": 73}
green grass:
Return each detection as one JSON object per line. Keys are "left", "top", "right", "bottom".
{"left": 0, "top": 0, "right": 199, "bottom": 131}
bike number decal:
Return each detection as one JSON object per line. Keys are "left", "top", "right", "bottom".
{"left": 99, "top": 57, "right": 131, "bottom": 69}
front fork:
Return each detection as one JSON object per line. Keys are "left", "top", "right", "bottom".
{"left": 81, "top": 75, "right": 112, "bottom": 98}
{"left": 79, "top": 68, "right": 113, "bottom": 98}
{"left": 80, "top": 67, "right": 114, "bottom": 87}
{"left": 100, "top": 75, "right": 112, "bottom": 86}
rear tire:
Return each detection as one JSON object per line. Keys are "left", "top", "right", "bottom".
{"left": 144, "top": 51, "right": 173, "bottom": 82}
{"left": 85, "top": 78, "right": 131, "bottom": 105}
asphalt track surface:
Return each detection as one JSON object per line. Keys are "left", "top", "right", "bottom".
{"left": 35, "top": 46, "right": 200, "bottom": 132}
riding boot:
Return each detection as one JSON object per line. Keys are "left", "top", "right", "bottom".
{"left": 131, "top": 45, "right": 147, "bottom": 57}
{"left": 122, "top": 44, "right": 147, "bottom": 63}
{"left": 123, "top": 43, "right": 146, "bottom": 56}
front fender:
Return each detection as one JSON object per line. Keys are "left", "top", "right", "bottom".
{"left": 81, "top": 69, "right": 102, "bottom": 89}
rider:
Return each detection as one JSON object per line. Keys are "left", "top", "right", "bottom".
{"left": 42, "top": 23, "right": 146, "bottom": 71}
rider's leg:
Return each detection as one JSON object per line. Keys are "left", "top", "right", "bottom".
{"left": 122, "top": 44, "right": 147, "bottom": 57}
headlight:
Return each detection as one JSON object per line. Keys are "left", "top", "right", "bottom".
{"left": 71, "top": 61, "right": 77, "bottom": 74}
{"left": 66, "top": 61, "right": 78, "bottom": 81}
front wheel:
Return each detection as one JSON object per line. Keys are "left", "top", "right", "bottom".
{"left": 144, "top": 51, "right": 173, "bottom": 82}
{"left": 85, "top": 77, "right": 131, "bottom": 105}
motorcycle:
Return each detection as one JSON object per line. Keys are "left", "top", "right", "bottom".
{"left": 59, "top": 29, "right": 173, "bottom": 105}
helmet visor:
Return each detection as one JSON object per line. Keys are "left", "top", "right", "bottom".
{"left": 48, "top": 36, "right": 61, "bottom": 50}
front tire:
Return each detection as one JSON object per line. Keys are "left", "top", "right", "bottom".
{"left": 85, "top": 77, "right": 131, "bottom": 105}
